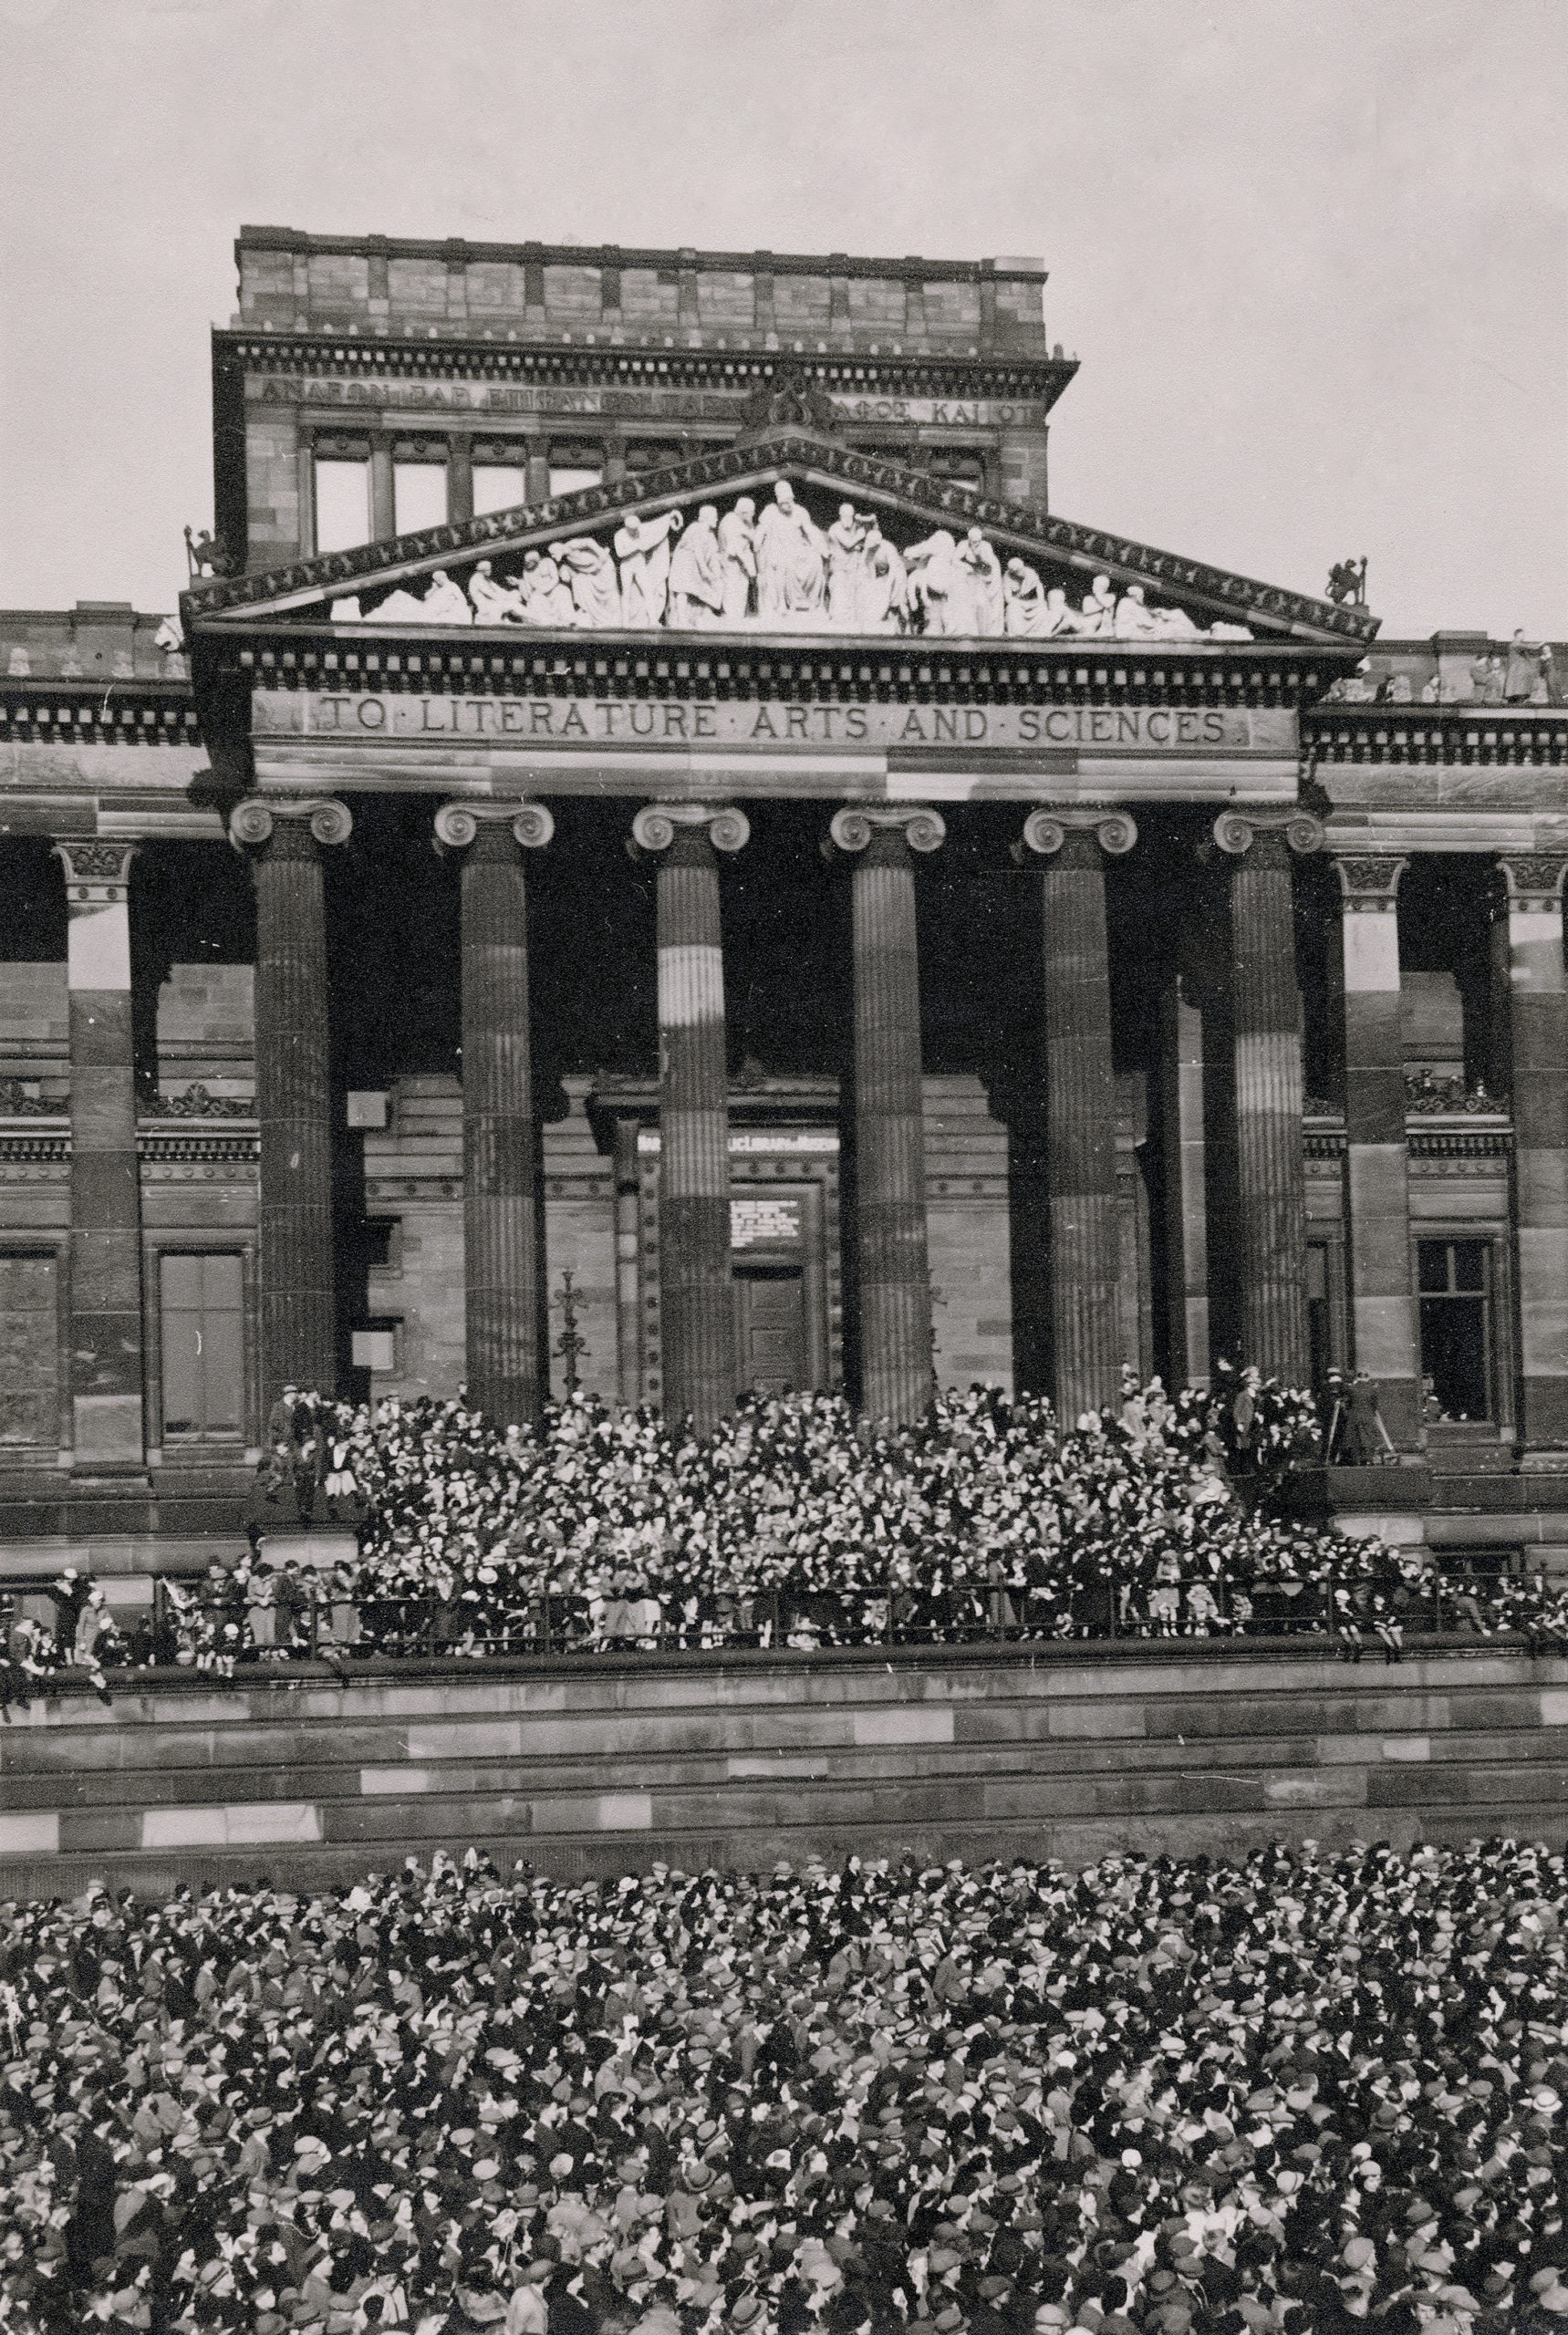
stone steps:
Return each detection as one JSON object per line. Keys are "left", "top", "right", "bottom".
{"left": 5, "top": 1646, "right": 1568, "bottom": 1899}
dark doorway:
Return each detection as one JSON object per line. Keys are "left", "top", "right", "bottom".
{"left": 734, "top": 1263, "right": 807, "bottom": 1396}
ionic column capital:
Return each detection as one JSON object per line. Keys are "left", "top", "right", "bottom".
{"left": 629, "top": 802, "right": 750, "bottom": 858}
{"left": 1016, "top": 806, "right": 1137, "bottom": 862}
{"left": 827, "top": 804, "right": 946, "bottom": 858}
{"left": 1495, "top": 854, "right": 1568, "bottom": 915}
{"left": 1212, "top": 807, "right": 1324, "bottom": 862}
{"left": 1331, "top": 852, "right": 1408, "bottom": 910}
{"left": 52, "top": 838, "right": 139, "bottom": 901}
{"left": 434, "top": 800, "right": 555, "bottom": 856}
{"left": 229, "top": 795, "right": 353, "bottom": 856}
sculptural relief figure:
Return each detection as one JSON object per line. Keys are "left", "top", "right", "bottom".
{"left": 469, "top": 560, "right": 527, "bottom": 625}
{"left": 958, "top": 527, "right": 1004, "bottom": 636}
{"left": 555, "top": 537, "right": 621, "bottom": 628}
{"left": 615, "top": 509, "right": 683, "bottom": 628}
{"left": 1003, "top": 558, "right": 1049, "bottom": 635}
{"left": 717, "top": 499, "right": 757, "bottom": 623}
{"left": 825, "top": 503, "right": 868, "bottom": 628}
{"left": 667, "top": 504, "right": 726, "bottom": 629}
{"left": 857, "top": 521, "right": 909, "bottom": 632}
{"left": 519, "top": 551, "right": 576, "bottom": 628}
{"left": 369, "top": 569, "right": 473, "bottom": 626}
{"left": 1077, "top": 574, "right": 1118, "bottom": 635}
{"left": 754, "top": 482, "right": 827, "bottom": 621}
{"left": 904, "top": 529, "right": 963, "bottom": 634}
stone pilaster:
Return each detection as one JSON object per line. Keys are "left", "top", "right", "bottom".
{"left": 828, "top": 804, "right": 946, "bottom": 1426}
{"left": 1159, "top": 978, "right": 1210, "bottom": 1391}
{"left": 1494, "top": 855, "right": 1568, "bottom": 1455}
{"left": 1019, "top": 807, "right": 1137, "bottom": 1423}
{"left": 613, "top": 1118, "right": 643, "bottom": 1406}
{"left": 230, "top": 796, "right": 352, "bottom": 1410}
{"left": 54, "top": 839, "right": 145, "bottom": 1474}
{"left": 1212, "top": 808, "right": 1324, "bottom": 1385}
{"left": 1334, "top": 855, "right": 1420, "bottom": 1446}
{"left": 434, "top": 801, "right": 555, "bottom": 1430}
{"left": 630, "top": 803, "right": 749, "bottom": 1434}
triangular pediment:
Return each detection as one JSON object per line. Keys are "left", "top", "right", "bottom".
{"left": 182, "top": 427, "right": 1376, "bottom": 648}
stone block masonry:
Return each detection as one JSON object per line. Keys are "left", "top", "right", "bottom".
{"left": 6, "top": 1645, "right": 1568, "bottom": 1902}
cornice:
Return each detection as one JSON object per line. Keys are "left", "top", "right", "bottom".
{"left": 0, "top": 676, "right": 198, "bottom": 747}
{"left": 235, "top": 230, "right": 1048, "bottom": 283}
{"left": 230, "top": 630, "right": 1336, "bottom": 710}
{"left": 1305, "top": 705, "right": 1568, "bottom": 766}
{"left": 217, "top": 330, "right": 1070, "bottom": 404}
{"left": 185, "top": 431, "right": 1376, "bottom": 646}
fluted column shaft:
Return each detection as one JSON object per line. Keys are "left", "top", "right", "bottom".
{"left": 1495, "top": 856, "right": 1568, "bottom": 1453}
{"left": 456, "top": 819, "right": 545, "bottom": 1427}
{"left": 631, "top": 805, "right": 747, "bottom": 1433}
{"left": 1334, "top": 856, "right": 1419, "bottom": 1446}
{"left": 1219, "top": 815, "right": 1316, "bottom": 1384}
{"left": 835, "top": 810, "right": 942, "bottom": 1425}
{"left": 656, "top": 829, "right": 735, "bottom": 1433}
{"left": 1039, "top": 828, "right": 1123, "bottom": 1421}
{"left": 232, "top": 798, "right": 350, "bottom": 1410}
{"left": 55, "top": 840, "right": 145, "bottom": 1472}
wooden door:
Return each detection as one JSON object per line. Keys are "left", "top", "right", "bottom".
{"left": 733, "top": 1264, "right": 806, "bottom": 1396}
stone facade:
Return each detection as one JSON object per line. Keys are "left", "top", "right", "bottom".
{"left": 0, "top": 223, "right": 1565, "bottom": 1598}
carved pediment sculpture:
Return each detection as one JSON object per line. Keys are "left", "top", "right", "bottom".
{"left": 327, "top": 478, "right": 1254, "bottom": 644}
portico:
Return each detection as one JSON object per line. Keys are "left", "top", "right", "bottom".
{"left": 3, "top": 224, "right": 1563, "bottom": 1591}
{"left": 178, "top": 429, "right": 1371, "bottom": 1434}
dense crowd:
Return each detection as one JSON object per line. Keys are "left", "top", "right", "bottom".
{"left": 7, "top": 1369, "right": 1565, "bottom": 1701}
{"left": 7, "top": 1838, "right": 1568, "bottom": 2334}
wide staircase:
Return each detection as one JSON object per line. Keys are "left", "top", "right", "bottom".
{"left": 5, "top": 1640, "right": 1568, "bottom": 1900}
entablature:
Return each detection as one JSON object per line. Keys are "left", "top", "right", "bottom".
{"left": 1307, "top": 705, "right": 1568, "bottom": 766}
{"left": 223, "top": 331, "right": 1073, "bottom": 410}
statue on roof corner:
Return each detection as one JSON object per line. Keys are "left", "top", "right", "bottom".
{"left": 184, "top": 525, "right": 235, "bottom": 580}
{"left": 1326, "top": 555, "right": 1369, "bottom": 607}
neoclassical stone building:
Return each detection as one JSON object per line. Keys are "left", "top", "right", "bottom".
{"left": 1, "top": 226, "right": 1563, "bottom": 1593}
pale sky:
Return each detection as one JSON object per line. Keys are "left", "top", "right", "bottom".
{"left": 1, "top": 0, "right": 1563, "bottom": 638}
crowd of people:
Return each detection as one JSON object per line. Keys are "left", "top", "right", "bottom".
{"left": 7, "top": 1837, "right": 1568, "bottom": 2334}
{"left": 6, "top": 1368, "right": 1566, "bottom": 1702}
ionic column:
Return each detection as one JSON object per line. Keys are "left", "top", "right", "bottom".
{"left": 230, "top": 796, "right": 352, "bottom": 1410}
{"left": 1494, "top": 855, "right": 1568, "bottom": 1455}
{"left": 1212, "top": 809, "right": 1324, "bottom": 1385}
{"left": 54, "top": 839, "right": 145, "bottom": 1474}
{"left": 1019, "top": 808, "right": 1137, "bottom": 1423}
{"left": 630, "top": 803, "right": 749, "bottom": 1434}
{"left": 828, "top": 805, "right": 946, "bottom": 1426}
{"left": 434, "top": 802, "right": 555, "bottom": 1430}
{"left": 1334, "top": 855, "right": 1420, "bottom": 1448}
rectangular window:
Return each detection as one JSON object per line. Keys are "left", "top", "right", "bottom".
{"left": 0, "top": 1251, "right": 58, "bottom": 1445}
{"left": 472, "top": 463, "right": 528, "bottom": 517}
{"left": 1417, "top": 1237, "right": 1493, "bottom": 1424}
{"left": 548, "top": 441, "right": 604, "bottom": 497}
{"left": 314, "top": 458, "right": 371, "bottom": 554}
{"left": 393, "top": 458, "right": 448, "bottom": 536}
{"left": 161, "top": 1252, "right": 244, "bottom": 1438}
